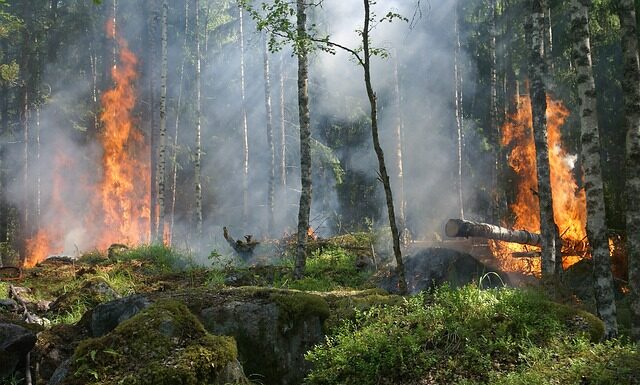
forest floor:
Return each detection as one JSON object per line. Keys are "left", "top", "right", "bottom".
{"left": 1, "top": 234, "right": 639, "bottom": 385}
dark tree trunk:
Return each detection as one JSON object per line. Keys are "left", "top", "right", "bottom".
{"left": 293, "top": 0, "right": 312, "bottom": 280}
{"left": 528, "top": 0, "right": 561, "bottom": 278}
{"left": 618, "top": 0, "right": 640, "bottom": 342}
{"left": 263, "top": 34, "right": 276, "bottom": 236}
{"left": 362, "top": 0, "right": 407, "bottom": 294}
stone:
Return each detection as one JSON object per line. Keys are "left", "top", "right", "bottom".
{"left": 197, "top": 288, "right": 329, "bottom": 385}
{"left": 377, "top": 247, "right": 510, "bottom": 294}
{"left": 85, "top": 294, "right": 152, "bottom": 337}
{"left": 0, "top": 299, "right": 18, "bottom": 312}
{"left": 0, "top": 322, "right": 37, "bottom": 378}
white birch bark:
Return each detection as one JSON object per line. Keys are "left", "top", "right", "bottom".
{"left": 570, "top": 0, "right": 618, "bottom": 338}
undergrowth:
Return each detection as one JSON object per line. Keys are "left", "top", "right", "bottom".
{"left": 304, "top": 284, "right": 634, "bottom": 385}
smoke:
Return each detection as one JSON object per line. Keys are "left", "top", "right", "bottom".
{"left": 3, "top": 0, "right": 487, "bottom": 263}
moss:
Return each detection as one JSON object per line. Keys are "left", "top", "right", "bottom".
{"left": 66, "top": 299, "right": 241, "bottom": 385}
{"left": 546, "top": 301, "right": 605, "bottom": 342}
{"left": 270, "top": 291, "right": 330, "bottom": 328}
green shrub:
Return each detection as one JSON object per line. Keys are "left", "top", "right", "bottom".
{"left": 305, "top": 285, "right": 611, "bottom": 385}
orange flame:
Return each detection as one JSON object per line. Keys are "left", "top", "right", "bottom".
{"left": 492, "top": 94, "right": 587, "bottom": 275}
{"left": 23, "top": 21, "right": 149, "bottom": 267}
{"left": 94, "top": 21, "right": 150, "bottom": 249}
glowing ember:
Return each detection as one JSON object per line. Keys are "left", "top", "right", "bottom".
{"left": 24, "top": 20, "right": 149, "bottom": 266}
{"left": 492, "top": 94, "right": 587, "bottom": 275}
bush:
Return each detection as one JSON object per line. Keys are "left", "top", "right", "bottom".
{"left": 305, "top": 285, "right": 619, "bottom": 385}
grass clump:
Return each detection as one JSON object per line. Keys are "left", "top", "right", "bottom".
{"left": 305, "top": 285, "right": 618, "bottom": 385}
{"left": 285, "top": 247, "right": 371, "bottom": 292}
{"left": 111, "top": 244, "right": 195, "bottom": 272}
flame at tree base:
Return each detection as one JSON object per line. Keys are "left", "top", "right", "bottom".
{"left": 492, "top": 93, "right": 587, "bottom": 276}
{"left": 23, "top": 20, "right": 149, "bottom": 267}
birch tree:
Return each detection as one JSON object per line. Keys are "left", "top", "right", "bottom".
{"left": 528, "top": 0, "right": 561, "bottom": 278}
{"left": 194, "top": 0, "right": 203, "bottom": 237}
{"left": 263, "top": 33, "right": 276, "bottom": 235}
{"left": 570, "top": 0, "right": 618, "bottom": 338}
{"left": 617, "top": 0, "right": 640, "bottom": 341}
{"left": 156, "top": 0, "right": 168, "bottom": 244}
{"left": 293, "top": 0, "right": 312, "bottom": 280}
{"left": 239, "top": 6, "right": 250, "bottom": 226}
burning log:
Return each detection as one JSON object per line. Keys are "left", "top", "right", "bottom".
{"left": 445, "top": 219, "right": 591, "bottom": 256}
{"left": 445, "top": 219, "right": 542, "bottom": 246}
{"left": 223, "top": 227, "right": 259, "bottom": 260}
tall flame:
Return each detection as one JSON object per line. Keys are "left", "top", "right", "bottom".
{"left": 492, "top": 94, "right": 587, "bottom": 275}
{"left": 94, "top": 19, "right": 150, "bottom": 249}
{"left": 23, "top": 20, "right": 149, "bottom": 266}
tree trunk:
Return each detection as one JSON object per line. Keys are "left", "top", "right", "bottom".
{"left": 362, "top": 0, "right": 407, "bottom": 294}
{"left": 445, "top": 218, "right": 543, "bottom": 246}
{"left": 194, "top": 0, "right": 203, "bottom": 237}
{"left": 392, "top": 50, "right": 406, "bottom": 234}
{"left": 263, "top": 34, "right": 276, "bottom": 235}
{"left": 280, "top": 53, "right": 288, "bottom": 211}
{"left": 618, "top": 0, "right": 640, "bottom": 342}
{"left": 570, "top": 0, "right": 618, "bottom": 339}
{"left": 239, "top": 7, "right": 250, "bottom": 226}
{"left": 528, "top": 0, "right": 561, "bottom": 278}
{"left": 489, "top": 0, "right": 499, "bottom": 222}
{"left": 170, "top": 0, "right": 190, "bottom": 246}
{"left": 293, "top": 0, "right": 312, "bottom": 280}
{"left": 156, "top": 0, "right": 168, "bottom": 244}
{"left": 147, "top": 0, "right": 159, "bottom": 242}
{"left": 454, "top": 3, "right": 465, "bottom": 220}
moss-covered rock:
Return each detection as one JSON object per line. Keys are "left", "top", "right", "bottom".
{"left": 180, "top": 287, "right": 329, "bottom": 385}
{"left": 62, "top": 299, "right": 247, "bottom": 385}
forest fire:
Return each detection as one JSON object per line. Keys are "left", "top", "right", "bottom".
{"left": 491, "top": 94, "right": 587, "bottom": 275}
{"left": 23, "top": 21, "right": 149, "bottom": 267}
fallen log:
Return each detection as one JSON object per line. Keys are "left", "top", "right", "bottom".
{"left": 445, "top": 218, "right": 590, "bottom": 256}
{"left": 445, "top": 219, "right": 542, "bottom": 246}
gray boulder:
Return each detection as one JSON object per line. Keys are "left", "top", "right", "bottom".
{"left": 0, "top": 323, "right": 37, "bottom": 378}
{"left": 196, "top": 288, "right": 329, "bottom": 385}
{"left": 85, "top": 294, "right": 152, "bottom": 337}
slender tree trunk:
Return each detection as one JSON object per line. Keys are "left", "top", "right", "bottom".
{"left": 618, "top": 0, "right": 640, "bottom": 342}
{"left": 392, "top": 50, "right": 406, "bottom": 234}
{"left": 489, "top": 0, "right": 499, "bottom": 222}
{"left": 362, "top": 0, "right": 407, "bottom": 294}
{"left": 280, "top": 53, "right": 288, "bottom": 211}
{"left": 570, "top": 0, "right": 618, "bottom": 338}
{"left": 239, "top": 7, "right": 250, "bottom": 226}
{"left": 194, "top": 0, "right": 203, "bottom": 237}
{"left": 148, "top": 0, "right": 159, "bottom": 242}
{"left": 156, "top": 0, "right": 168, "bottom": 244}
{"left": 454, "top": 3, "right": 465, "bottom": 220}
{"left": 263, "top": 34, "right": 276, "bottom": 235}
{"left": 170, "top": 0, "right": 190, "bottom": 246}
{"left": 542, "top": 0, "right": 553, "bottom": 75}
{"left": 293, "top": 0, "right": 312, "bottom": 280}
{"left": 35, "top": 105, "right": 40, "bottom": 229}
{"left": 20, "top": 73, "right": 30, "bottom": 246}
{"left": 528, "top": 0, "right": 561, "bottom": 278}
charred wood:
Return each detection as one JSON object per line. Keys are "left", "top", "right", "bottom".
{"left": 445, "top": 218, "right": 590, "bottom": 255}
{"left": 445, "top": 219, "right": 542, "bottom": 246}
{"left": 223, "top": 227, "right": 259, "bottom": 260}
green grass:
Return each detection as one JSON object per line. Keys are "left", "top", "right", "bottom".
{"left": 304, "top": 284, "right": 624, "bottom": 385}
{"left": 110, "top": 244, "right": 196, "bottom": 272}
